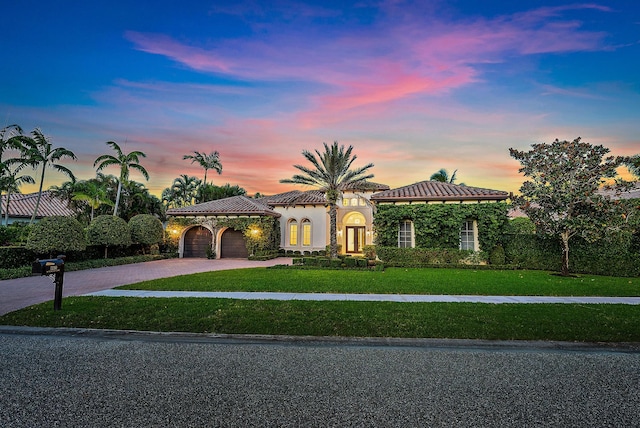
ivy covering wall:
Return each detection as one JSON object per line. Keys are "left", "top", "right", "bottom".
{"left": 373, "top": 202, "right": 509, "bottom": 252}
{"left": 216, "top": 217, "right": 281, "bottom": 254}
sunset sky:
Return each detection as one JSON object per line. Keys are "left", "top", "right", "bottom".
{"left": 2, "top": 1, "right": 639, "bottom": 197}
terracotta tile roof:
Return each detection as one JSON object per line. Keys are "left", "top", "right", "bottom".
{"left": 370, "top": 180, "right": 510, "bottom": 202}
{"left": 337, "top": 181, "right": 390, "bottom": 192}
{"left": 167, "top": 196, "right": 281, "bottom": 217}
{"left": 1, "top": 191, "right": 76, "bottom": 219}
{"left": 260, "top": 190, "right": 327, "bottom": 206}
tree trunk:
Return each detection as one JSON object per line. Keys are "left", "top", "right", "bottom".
{"left": 113, "top": 180, "right": 122, "bottom": 216}
{"left": 560, "top": 231, "right": 570, "bottom": 276}
{"left": 30, "top": 165, "right": 46, "bottom": 224}
{"left": 4, "top": 192, "right": 12, "bottom": 226}
{"left": 329, "top": 203, "right": 338, "bottom": 258}
{"left": 104, "top": 245, "right": 108, "bottom": 259}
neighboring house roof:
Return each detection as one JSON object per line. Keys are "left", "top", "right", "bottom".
{"left": 370, "top": 180, "right": 510, "bottom": 203}
{"left": 1, "top": 191, "right": 76, "bottom": 219}
{"left": 260, "top": 190, "right": 327, "bottom": 207}
{"left": 166, "top": 195, "right": 281, "bottom": 217}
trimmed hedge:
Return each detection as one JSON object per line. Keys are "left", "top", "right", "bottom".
{"left": 376, "top": 247, "right": 477, "bottom": 267}
{"left": 0, "top": 246, "right": 36, "bottom": 269}
{"left": 504, "top": 232, "right": 640, "bottom": 277}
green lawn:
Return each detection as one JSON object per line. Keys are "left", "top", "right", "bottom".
{"left": 2, "top": 297, "right": 638, "bottom": 342}
{"left": 121, "top": 267, "right": 640, "bottom": 297}
{"left": 2, "top": 267, "right": 639, "bottom": 342}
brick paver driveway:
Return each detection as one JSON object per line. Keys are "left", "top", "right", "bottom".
{"left": 0, "top": 258, "right": 291, "bottom": 316}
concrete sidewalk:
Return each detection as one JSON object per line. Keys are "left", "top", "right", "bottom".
{"left": 85, "top": 289, "right": 640, "bottom": 304}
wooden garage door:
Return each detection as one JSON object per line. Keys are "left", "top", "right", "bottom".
{"left": 220, "top": 229, "right": 248, "bottom": 258}
{"left": 183, "top": 226, "right": 212, "bottom": 258}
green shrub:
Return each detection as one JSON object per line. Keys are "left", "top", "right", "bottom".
{"left": 376, "top": 247, "right": 477, "bottom": 267}
{"left": 87, "top": 215, "right": 131, "bottom": 258}
{"left": 489, "top": 245, "right": 506, "bottom": 265}
{"left": 303, "top": 257, "right": 318, "bottom": 266}
{"left": 25, "top": 216, "right": 86, "bottom": 257}
{"left": 317, "top": 257, "right": 330, "bottom": 267}
{"left": 292, "top": 257, "right": 303, "bottom": 265}
{"left": 129, "top": 214, "right": 164, "bottom": 252}
{"left": 362, "top": 245, "right": 376, "bottom": 260}
{"left": 0, "top": 246, "right": 36, "bottom": 268}
{"left": 330, "top": 259, "right": 342, "bottom": 268}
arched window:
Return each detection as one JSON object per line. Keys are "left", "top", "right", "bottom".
{"left": 301, "top": 219, "right": 312, "bottom": 246}
{"left": 398, "top": 220, "right": 414, "bottom": 248}
{"left": 288, "top": 219, "right": 298, "bottom": 246}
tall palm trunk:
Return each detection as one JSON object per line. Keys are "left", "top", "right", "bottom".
{"left": 113, "top": 180, "right": 122, "bottom": 216}
{"left": 560, "top": 231, "right": 570, "bottom": 276}
{"left": 329, "top": 202, "right": 338, "bottom": 258}
{"left": 29, "top": 164, "right": 47, "bottom": 224}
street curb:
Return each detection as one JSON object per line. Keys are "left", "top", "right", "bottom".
{"left": 2, "top": 325, "right": 639, "bottom": 353}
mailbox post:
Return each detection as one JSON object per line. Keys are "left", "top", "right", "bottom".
{"left": 32, "top": 255, "right": 66, "bottom": 311}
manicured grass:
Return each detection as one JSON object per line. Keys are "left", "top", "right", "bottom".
{"left": 1, "top": 296, "right": 639, "bottom": 342}
{"left": 121, "top": 267, "right": 640, "bottom": 297}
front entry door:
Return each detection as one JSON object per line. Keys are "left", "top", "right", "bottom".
{"left": 346, "top": 226, "right": 365, "bottom": 253}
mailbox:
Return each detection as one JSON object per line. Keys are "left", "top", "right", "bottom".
{"left": 32, "top": 255, "right": 66, "bottom": 310}
{"left": 32, "top": 257, "right": 65, "bottom": 276}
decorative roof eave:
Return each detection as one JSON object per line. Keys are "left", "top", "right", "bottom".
{"left": 167, "top": 210, "right": 281, "bottom": 218}
{"left": 371, "top": 194, "right": 509, "bottom": 203}
{"left": 166, "top": 195, "right": 281, "bottom": 218}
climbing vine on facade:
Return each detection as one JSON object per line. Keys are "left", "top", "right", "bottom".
{"left": 373, "top": 203, "right": 509, "bottom": 251}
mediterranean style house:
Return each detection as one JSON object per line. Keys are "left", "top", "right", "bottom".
{"left": 166, "top": 180, "right": 510, "bottom": 258}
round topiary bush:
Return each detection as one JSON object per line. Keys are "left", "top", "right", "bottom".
{"left": 129, "top": 214, "right": 164, "bottom": 254}
{"left": 87, "top": 215, "right": 131, "bottom": 258}
{"left": 26, "top": 216, "right": 86, "bottom": 257}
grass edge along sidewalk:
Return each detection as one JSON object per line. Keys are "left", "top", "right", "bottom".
{"left": 1, "top": 296, "right": 639, "bottom": 343}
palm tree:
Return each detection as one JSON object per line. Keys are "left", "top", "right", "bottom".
{"left": 281, "top": 141, "right": 374, "bottom": 258}
{"left": 430, "top": 168, "right": 465, "bottom": 185}
{"left": 170, "top": 174, "right": 201, "bottom": 207}
{"left": 2, "top": 166, "right": 35, "bottom": 226}
{"left": 72, "top": 181, "right": 114, "bottom": 221}
{"left": 183, "top": 151, "right": 222, "bottom": 185}
{"left": 1, "top": 124, "right": 25, "bottom": 223}
{"left": 21, "top": 128, "right": 76, "bottom": 224}
{"left": 94, "top": 141, "right": 149, "bottom": 216}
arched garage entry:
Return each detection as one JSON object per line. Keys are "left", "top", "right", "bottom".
{"left": 183, "top": 226, "right": 212, "bottom": 258}
{"left": 220, "top": 228, "right": 249, "bottom": 258}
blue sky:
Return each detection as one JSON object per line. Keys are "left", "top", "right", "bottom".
{"left": 2, "top": 1, "right": 639, "bottom": 196}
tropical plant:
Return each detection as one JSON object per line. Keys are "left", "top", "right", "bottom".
{"left": 94, "top": 141, "right": 149, "bottom": 217}
{"left": 196, "top": 183, "right": 246, "bottom": 203}
{"left": 509, "top": 137, "right": 632, "bottom": 276}
{"left": 2, "top": 166, "right": 35, "bottom": 226}
{"left": 72, "top": 181, "right": 114, "bottom": 221}
{"left": 25, "top": 216, "right": 86, "bottom": 257}
{"left": 0, "top": 125, "right": 26, "bottom": 225}
{"left": 280, "top": 141, "right": 374, "bottom": 258}
{"left": 183, "top": 150, "right": 222, "bottom": 185}
{"left": 120, "top": 180, "right": 164, "bottom": 221}
{"left": 169, "top": 174, "right": 201, "bottom": 207}
{"left": 87, "top": 214, "right": 131, "bottom": 258}
{"left": 430, "top": 168, "right": 465, "bottom": 185}
{"left": 20, "top": 128, "right": 76, "bottom": 224}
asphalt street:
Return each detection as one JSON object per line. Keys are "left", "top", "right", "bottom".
{"left": 1, "top": 328, "right": 639, "bottom": 427}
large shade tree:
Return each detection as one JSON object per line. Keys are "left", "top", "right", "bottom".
{"left": 94, "top": 141, "right": 149, "bottom": 217}
{"left": 281, "top": 141, "right": 374, "bottom": 258}
{"left": 21, "top": 128, "right": 76, "bottom": 224}
{"left": 183, "top": 151, "right": 222, "bottom": 185}
{"left": 509, "top": 137, "right": 631, "bottom": 276}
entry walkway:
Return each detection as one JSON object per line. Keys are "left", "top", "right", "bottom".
{"left": 85, "top": 289, "right": 640, "bottom": 305}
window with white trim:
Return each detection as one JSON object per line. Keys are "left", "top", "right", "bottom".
{"left": 460, "top": 220, "right": 476, "bottom": 250}
{"left": 398, "top": 220, "right": 414, "bottom": 248}
{"left": 302, "top": 219, "right": 311, "bottom": 246}
{"left": 289, "top": 220, "right": 298, "bottom": 246}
